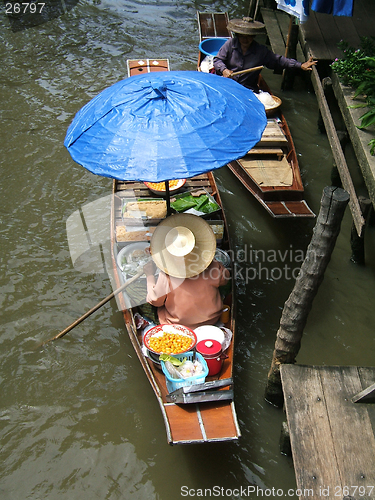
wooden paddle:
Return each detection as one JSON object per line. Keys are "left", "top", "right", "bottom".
{"left": 39, "top": 270, "right": 144, "bottom": 347}
{"left": 229, "top": 65, "right": 264, "bottom": 78}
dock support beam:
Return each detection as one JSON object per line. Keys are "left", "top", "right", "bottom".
{"left": 265, "top": 186, "right": 350, "bottom": 407}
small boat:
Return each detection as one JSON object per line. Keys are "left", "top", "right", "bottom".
{"left": 197, "top": 11, "right": 315, "bottom": 219}
{"left": 109, "top": 59, "right": 240, "bottom": 445}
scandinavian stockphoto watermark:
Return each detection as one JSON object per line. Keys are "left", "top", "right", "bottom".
{"left": 229, "top": 244, "right": 313, "bottom": 283}
{"left": 65, "top": 194, "right": 314, "bottom": 310}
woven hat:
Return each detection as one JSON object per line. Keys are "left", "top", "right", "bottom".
{"left": 227, "top": 17, "right": 266, "bottom": 36}
{"left": 150, "top": 213, "right": 216, "bottom": 278}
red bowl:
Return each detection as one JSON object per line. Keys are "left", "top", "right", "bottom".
{"left": 143, "top": 324, "right": 197, "bottom": 355}
{"left": 144, "top": 179, "right": 186, "bottom": 195}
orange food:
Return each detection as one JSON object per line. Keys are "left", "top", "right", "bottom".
{"left": 146, "top": 180, "right": 180, "bottom": 191}
{"left": 148, "top": 332, "right": 193, "bottom": 354}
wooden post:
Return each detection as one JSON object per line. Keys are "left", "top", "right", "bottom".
{"left": 350, "top": 196, "right": 372, "bottom": 264}
{"left": 330, "top": 130, "right": 348, "bottom": 188}
{"left": 265, "top": 186, "right": 350, "bottom": 407}
{"left": 281, "top": 17, "right": 299, "bottom": 91}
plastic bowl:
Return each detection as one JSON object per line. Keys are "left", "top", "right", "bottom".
{"left": 144, "top": 179, "right": 186, "bottom": 196}
{"left": 199, "top": 38, "right": 228, "bottom": 57}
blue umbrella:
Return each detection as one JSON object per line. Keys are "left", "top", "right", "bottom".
{"left": 64, "top": 71, "right": 267, "bottom": 182}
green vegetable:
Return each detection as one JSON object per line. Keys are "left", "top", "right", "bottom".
{"left": 170, "top": 193, "right": 219, "bottom": 213}
{"left": 159, "top": 354, "right": 187, "bottom": 366}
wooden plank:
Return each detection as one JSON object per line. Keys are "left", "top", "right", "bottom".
{"left": 281, "top": 365, "right": 342, "bottom": 498}
{"left": 127, "top": 59, "right": 169, "bottom": 77}
{"left": 331, "top": 73, "right": 375, "bottom": 213}
{"left": 352, "top": 382, "right": 375, "bottom": 403}
{"left": 299, "top": 12, "right": 328, "bottom": 60}
{"left": 197, "top": 12, "right": 228, "bottom": 39}
{"left": 284, "top": 201, "right": 315, "bottom": 217}
{"left": 200, "top": 402, "right": 240, "bottom": 441}
{"left": 351, "top": 0, "right": 375, "bottom": 43}
{"left": 164, "top": 404, "right": 205, "bottom": 443}
{"left": 260, "top": 8, "right": 286, "bottom": 56}
{"left": 281, "top": 365, "right": 375, "bottom": 499}
{"left": 319, "top": 367, "right": 375, "bottom": 488}
{"left": 312, "top": 13, "right": 343, "bottom": 61}
{"left": 333, "top": 16, "right": 361, "bottom": 50}
{"left": 213, "top": 12, "right": 229, "bottom": 38}
{"left": 310, "top": 66, "right": 365, "bottom": 236}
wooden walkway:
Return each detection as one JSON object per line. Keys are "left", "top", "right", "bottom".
{"left": 299, "top": 0, "right": 375, "bottom": 61}
{"left": 260, "top": 3, "right": 375, "bottom": 236}
{"left": 281, "top": 364, "right": 375, "bottom": 500}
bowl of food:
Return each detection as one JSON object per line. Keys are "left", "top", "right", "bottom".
{"left": 143, "top": 324, "right": 197, "bottom": 355}
{"left": 117, "top": 242, "right": 150, "bottom": 276}
{"left": 144, "top": 179, "right": 186, "bottom": 196}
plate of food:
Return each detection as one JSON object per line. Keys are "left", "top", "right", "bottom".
{"left": 144, "top": 179, "right": 186, "bottom": 196}
{"left": 143, "top": 324, "right": 197, "bottom": 355}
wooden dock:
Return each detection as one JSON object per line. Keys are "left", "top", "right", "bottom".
{"left": 281, "top": 364, "right": 375, "bottom": 500}
{"left": 260, "top": 2, "right": 375, "bottom": 237}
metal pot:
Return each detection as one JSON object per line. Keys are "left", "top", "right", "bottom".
{"left": 196, "top": 339, "right": 224, "bottom": 376}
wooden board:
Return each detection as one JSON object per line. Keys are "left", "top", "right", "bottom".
{"left": 197, "top": 11, "right": 229, "bottom": 39}
{"left": 281, "top": 365, "right": 375, "bottom": 499}
{"left": 127, "top": 59, "right": 170, "bottom": 77}
{"left": 299, "top": 0, "right": 375, "bottom": 61}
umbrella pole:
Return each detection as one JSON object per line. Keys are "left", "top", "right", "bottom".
{"left": 166, "top": 181, "right": 171, "bottom": 215}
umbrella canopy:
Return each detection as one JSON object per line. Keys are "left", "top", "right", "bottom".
{"left": 64, "top": 71, "right": 267, "bottom": 182}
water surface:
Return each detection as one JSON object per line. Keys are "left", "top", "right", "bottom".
{"left": 1, "top": 1, "right": 375, "bottom": 499}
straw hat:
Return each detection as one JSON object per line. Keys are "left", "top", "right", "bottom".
{"left": 227, "top": 17, "right": 266, "bottom": 36}
{"left": 150, "top": 214, "right": 216, "bottom": 278}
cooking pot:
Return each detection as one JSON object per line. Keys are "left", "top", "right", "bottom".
{"left": 196, "top": 339, "right": 224, "bottom": 376}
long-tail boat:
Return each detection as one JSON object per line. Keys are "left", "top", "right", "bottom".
{"left": 197, "top": 11, "right": 315, "bottom": 218}
{"left": 109, "top": 58, "right": 240, "bottom": 445}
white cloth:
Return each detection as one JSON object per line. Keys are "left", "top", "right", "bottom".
{"left": 276, "top": 0, "right": 309, "bottom": 23}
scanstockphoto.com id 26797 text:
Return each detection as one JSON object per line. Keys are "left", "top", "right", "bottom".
{"left": 228, "top": 244, "right": 316, "bottom": 283}
{"left": 180, "top": 484, "right": 375, "bottom": 497}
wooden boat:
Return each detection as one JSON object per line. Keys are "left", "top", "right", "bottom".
{"left": 197, "top": 11, "right": 315, "bottom": 218}
{"left": 109, "top": 58, "right": 240, "bottom": 445}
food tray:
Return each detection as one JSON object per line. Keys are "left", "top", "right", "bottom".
{"left": 121, "top": 197, "right": 167, "bottom": 221}
{"left": 161, "top": 351, "right": 209, "bottom": 393}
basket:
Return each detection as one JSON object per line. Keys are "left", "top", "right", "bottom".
{"left": 161, "top": 351, "right": 209, "bottom": 393}
{"left": 265, "top": 96, "right": 282, "bottom": 116}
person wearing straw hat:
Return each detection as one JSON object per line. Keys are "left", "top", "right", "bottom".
{"left": 213, "top": 17, "right": 316, "bottom": 91}
{"left": 143, "top": 214, "right": 230, "bottom": 330}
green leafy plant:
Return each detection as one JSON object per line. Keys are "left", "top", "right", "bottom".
{"left": 331, "top": 37, "right": 375, "bottom": 155}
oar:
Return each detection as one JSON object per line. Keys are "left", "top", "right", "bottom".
{"left": 39, "top": 270, "right": 144, "bottom": 347}
{"left": 229, "top": 65, "right": 264, "bottom": 78}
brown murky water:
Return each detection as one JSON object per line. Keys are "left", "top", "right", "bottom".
{"left": 1, "top": 1, "right": 375, "bottom": 499}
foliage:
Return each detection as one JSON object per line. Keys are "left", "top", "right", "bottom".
{"left": 331, "top": 37, "right": 375, "bottom": 155}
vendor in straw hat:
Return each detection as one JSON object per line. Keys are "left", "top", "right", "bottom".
{"left": 143, "top": 214, "right": 230, "bottom": 330}
{"left": 213, "top": 17, "right": 316, "bottom": 91}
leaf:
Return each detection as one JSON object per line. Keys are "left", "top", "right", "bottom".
{"left": 358, "top": 108, "right": 375, "bottom": 129}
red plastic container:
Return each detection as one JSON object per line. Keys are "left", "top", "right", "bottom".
{"left": 196, "top": 339, "right": 223, "bottom": 376}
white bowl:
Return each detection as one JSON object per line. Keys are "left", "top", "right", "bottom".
{"left": 194, "top": 325, "right": 225, "bottom": 345}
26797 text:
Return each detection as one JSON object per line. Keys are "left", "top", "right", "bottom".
{"left": 5, "top": 2, "right": 45, "bottom": 14}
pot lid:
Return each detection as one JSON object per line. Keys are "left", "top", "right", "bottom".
{"left": 197, "top": 339, "right": 222, "bottom": 357}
